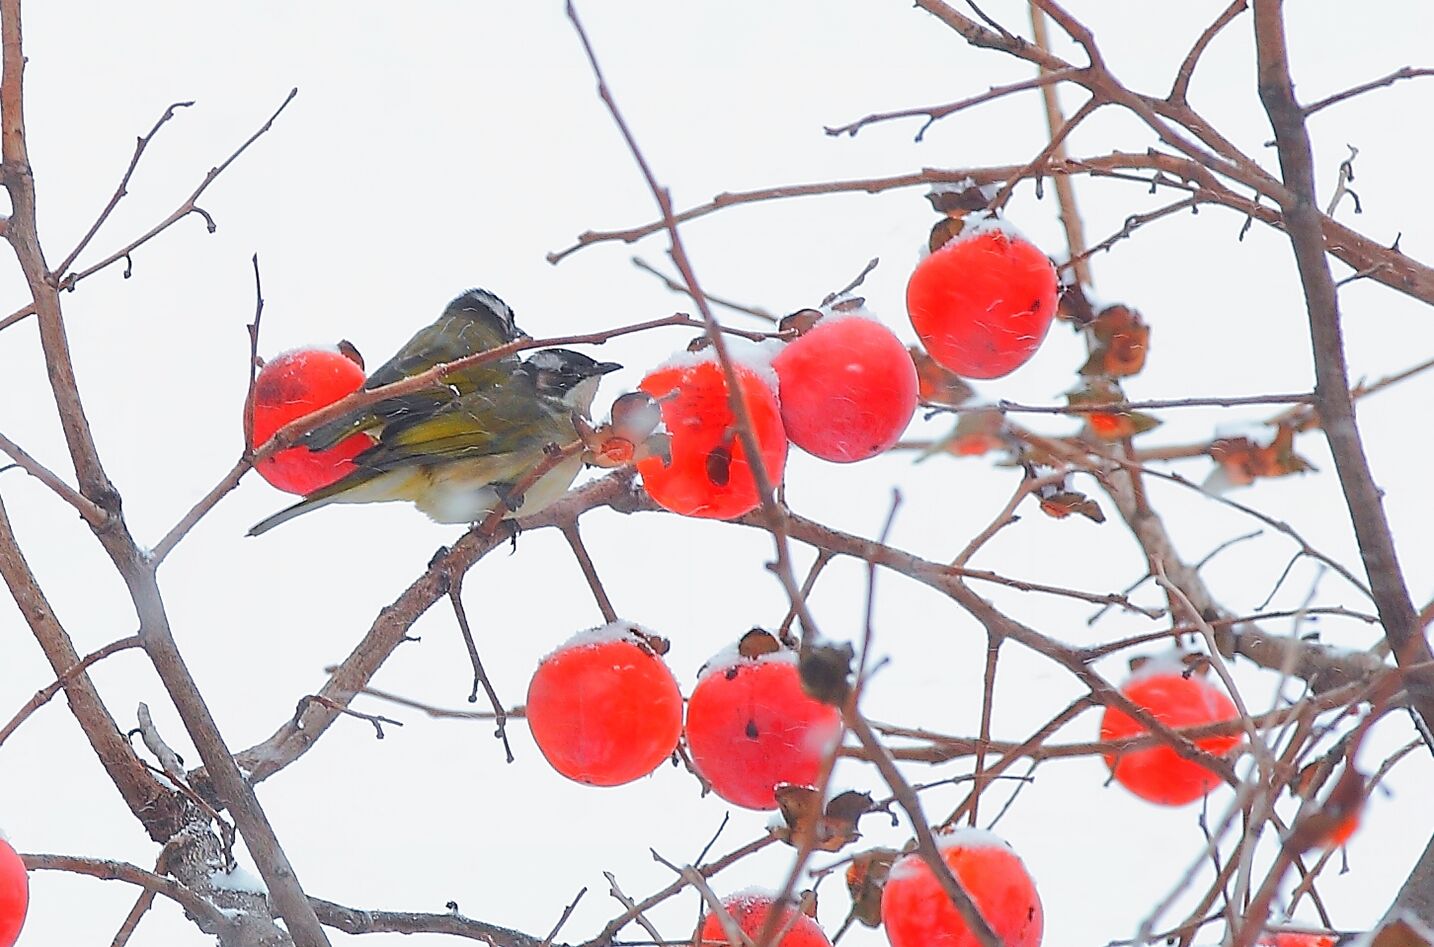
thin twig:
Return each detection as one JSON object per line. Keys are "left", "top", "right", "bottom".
{"left": 0, "top": 635, "right": 141, "bottom": 747}
{"left": 561, "top": 522, "right": 619, "bottom": 624}
{"left": 54, "top": 100, "right": 195, "bottom": 277}
{"left": 824, "top": 67, "right": 1082, "bottom": 141}
{"left": 1027, "top": 5, "right": 1093, "bottom": 285}
{"left": 967, "top": 632, "right": 1003, "bottom": 827}
{"left": 51, "top": 90, "right": 297, "bottom": 299}
{"left": 450, "top": 575, "right": 514, "bottom": 762}
{"left": 1303, "top": 66, "right": 1434, "bottom": 117}
{"left": 632, "top": 257, "right": 775, "bottom": 322}
{"left": 149, "top": 255, "right": 265, "bottom": 565}
{"left": 541, "top": 888, "right": 589, "bottom": 947}
{"left": 294, "top": 695, "right": 402, "bottom": 741}
{"left": 0, "top": 430, "right": 109, "bottom": 526}
{"left": 602, "top": 873, "right": 668, "bottom": 947}
{"left": 1169, "top": 0, "right": 1249, "bottom": 103}
{"left": 775, "top": 550, "right": 834, "bottom": 646}
{"left": 563, "top": 0, "right": 816, "bottom": 661}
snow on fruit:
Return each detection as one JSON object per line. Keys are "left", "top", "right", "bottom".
{"left": 249, "top": 347, "right": 373, "bottom": 495}
{"left": 1100, "top": 659, "right": 1241, "bottom": 806}
{"left": 771, "top": 309, "right": 918, "bottom": 463}
{"left": 906, "top": 215, "right": 1058, "bottom": 380}
{"left": 684, "top": 632, "right": 842, "bottom": 810}
{"left": 0, "top": 836, "right": 27, "bottom": 947}
{"left": 526, "top": 623, "right": 683, "bottom": 787}
{"left": 637, "top": 349, "right": 787, "bottom": 520}
{"left": 697, "top": 890, "right": 832, "bottom": 947}
{"left": 881, "top": 828, "right": 1043, "bottom": 947}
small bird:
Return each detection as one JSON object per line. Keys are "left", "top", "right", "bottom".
{"left": 248, "top": 348, "right": 621, "bottom": 535}
{"left": 302, "top": 288, "right": 529, "bottom": 451}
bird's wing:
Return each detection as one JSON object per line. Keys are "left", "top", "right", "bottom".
{"left": 354, "top": 384, "right": 562, "bottom": 474}
{"left": 366, "top": 290, "right": 525, "bottom": 389}
{"left": 304, "top": 292, "right": 526, "bottom": 451}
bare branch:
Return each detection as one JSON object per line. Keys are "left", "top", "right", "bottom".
{"left": 1303, "top": 65, "right": 1434, "bottom": 117}
{"left": 23, "top": 853, "right": 238, "bottom": 937}
{"left": 823, "top": 67, "right": 1083, "bottom": 141}
{"left": 53, "top": 99, "right": 194, "bottom": 277}
{"left": 309, "top": 897, "right": 546, "bottom": 947}
{"left": 1169, "top": 0, "right": 1249, "bottom": 103}
{"left": 0, "top": 635, "right": 140, "bottom": 747}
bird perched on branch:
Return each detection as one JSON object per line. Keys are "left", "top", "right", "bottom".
{"left": 302, "top": 287, "right": 529, "bottom": 451}
{"left": 248, "top": 348, "right": 621, "bottom": 535}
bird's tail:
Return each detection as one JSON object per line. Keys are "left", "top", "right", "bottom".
{"left": 247, "top": 493, "right": 343, "bottom": 537}
{"left": 247, "top": 468, "right": 398, "bottom": 537}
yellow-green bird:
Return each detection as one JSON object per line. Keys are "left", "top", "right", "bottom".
{"left": 248, "top": 348, "right": 620, "bottom": 535}
{"left": 302, "top": 288, "right": 528, "bottom": 451}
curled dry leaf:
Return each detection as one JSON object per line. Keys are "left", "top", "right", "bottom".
{"left": 780, "top": 308, "right": 825, "bottom": 337}
{"left": 772, "top": 785, "right": 874, "bottom": 852}
{"left": 627, "top": 626, "right": 671, "bottom": 657}
{"left": 337, "top": 338, "right": 366, "bottom": 370}
{"left": 1068, "top": 379, "right": 1161, "bottom": 441}
{"left": 1207, "top": 424, "right": 1314, "bottom": 490}
{"left": 924, "top": 183, "right": 998, "bottom": 252}
{"left": 1035, "top": 487, "right": 1106, "bottom": 524}
{"left": 738, "top": 627, "right": 783, "bottom": 659}
{"left": 925, "top": 184, "right": 990, "bottom": 217}
{"left": 1079, "top": 304, "right": 1150, "bottom": 378}
{"left": 910, "top": 346, "right": 975, "bottom": 408}
{"left": 1290, "top": 764, "right": 1366, "bottom": 852}
{"left": 799, "top": 641, "right": 855, "bottom": 707}
{"left": 844, "top": 848, "right": 902, "bottom": 928}
{"left": 1057, "top": 280, "right": 1098, "bottom": 328}
{"left": 919, "top": 409, "right": 1007, "bottom": 462}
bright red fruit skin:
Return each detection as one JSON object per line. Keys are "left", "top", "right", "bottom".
{"left": 0, "top": 838, "right": 28, "bottom": 947}
{"left": 881, "top": 833, "right": 1042, "bottom": 947}
{"left": 526, "top": 633, "right": 683, "bottom": 787}
{"left": 906, "top": 229, "right": 1057, "bottom": 380}
{"left": 637, "top": 359, "right": 788, "bottom": 519}
{"left": 685, "top": 654, "right": 841, "bottom": 810}
{"left": 1100, "top": 672, "right": 1240, "bottom": 806}
{"left": 698, "top": 892, "right": 832, "bottom": 947}
{"left": 250, "top": 348, "right": 373, "bottom": 495}
{"left": 1261, "top": 934, "right": 1336, "bottom": 947}
{"left": 772, "top": 316, "right": 918, "bottom": 463}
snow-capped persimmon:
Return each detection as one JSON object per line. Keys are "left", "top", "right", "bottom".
{"left": 697, "top": 891, "right": 831, "bottom": 947}
{"left": 906, "top": 220, "right": 1058, "bottom": 380}
{"left": 881, "top": 829, "right": 1043, "bottom": 947}
{"left": 526, "top": 623, "right": 683, "bottom": 787}
{"left": 1100, "top": 665, "right": 1240, "bottom": 806}
{"left": 250, "top": 347, "right": 373, "bottom": 495}
{"left": 684, "top": 641, "right": 841, "bottom": 810}
{"left": 771, "top": 315, "right": 918, "bottom": 463}
{"left": 0, "top": 836, "right": 27, "bottom": 947}
{"left": 637, "top": 354, "right": 787, "bottom": 519}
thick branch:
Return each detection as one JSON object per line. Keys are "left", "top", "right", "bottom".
{"left": 547, "top": 155, "right": 1434, "bottom": 307}
{"left": 1256, "top": 0, "right": 1434, "bottom": 928}
{"left": 220, "top": 474, "right": 634, "bottom": 787}
{"left": 310, "top": 898, "right": 545, "bottom": 946}
{"left": 0, "top": 496, "right": 178, "bottom": 832}
{"left": 1254, "top": 0, "right": 1434, "bottom": 722}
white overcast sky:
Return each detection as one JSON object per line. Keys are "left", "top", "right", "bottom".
{"left": 2, "top": 2, "right": 1433, "bottom": 946}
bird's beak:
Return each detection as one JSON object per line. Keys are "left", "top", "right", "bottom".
{"left": 593, "top": 361, "right": 623, "bottom": 376}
